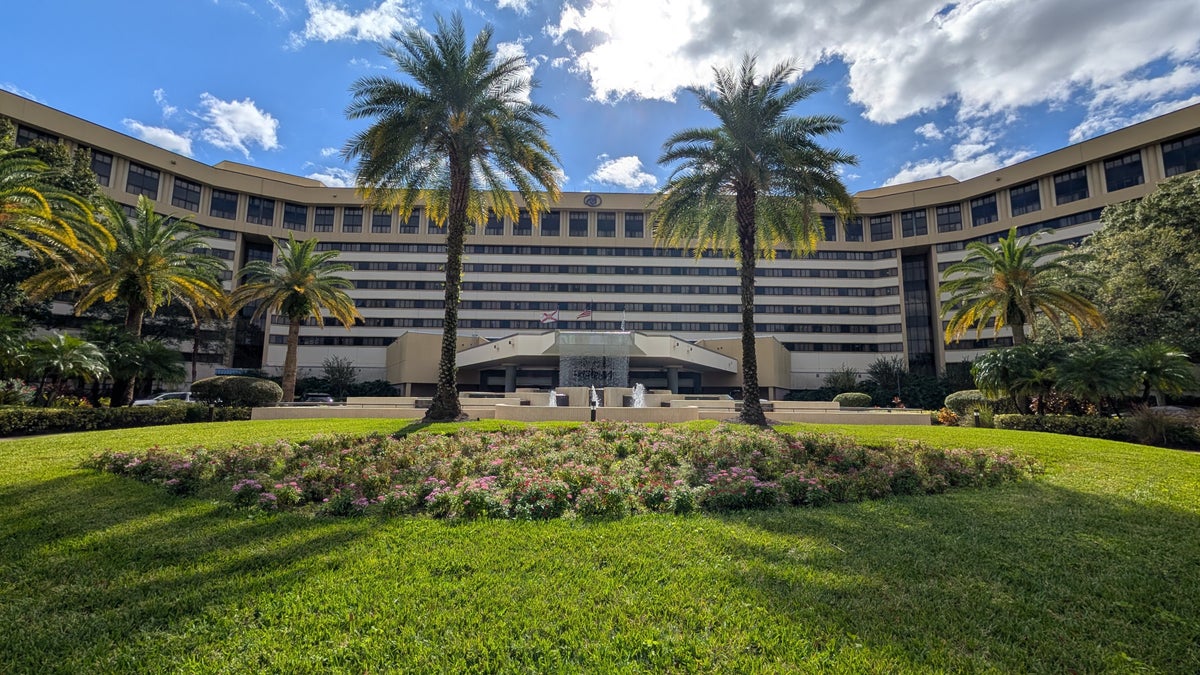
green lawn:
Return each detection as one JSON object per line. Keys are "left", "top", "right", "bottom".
{"left": 2, "top": 420, "right": 1198, "bottom": 673}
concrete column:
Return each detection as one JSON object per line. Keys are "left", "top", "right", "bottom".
{"left": 503, "top": 364, "right": 517, "bottom": 393}
{"left": 665, "top": 366, "right": 680, "bottom": 394}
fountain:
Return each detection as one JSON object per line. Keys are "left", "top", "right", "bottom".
{"left": 631, "top": 383, "right": 646, "bottom": 408}
{"left": 546, "top": 388, "right": 557, "bottom": 407}
{"left": 559, "top": 332, "right": 632, "bottom": 389}
{"left": 589, "top": 386, "right": 600, "bottom": 408}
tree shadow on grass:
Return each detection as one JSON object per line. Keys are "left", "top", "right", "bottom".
{"left": 720, "top": 482, "right": 1200, "bottom": 672}
{"left": 0, "top": 471, "right": 370, "bottom": 673}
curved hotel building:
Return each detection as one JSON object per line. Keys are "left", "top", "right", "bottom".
{"left": 3, "top": 90, "right": 1198, "bottom": 396}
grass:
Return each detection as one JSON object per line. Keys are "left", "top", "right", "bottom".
{"left": 2, "top": 419, "right": 1199, "bottom": 672}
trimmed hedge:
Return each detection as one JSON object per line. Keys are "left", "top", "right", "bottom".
{"left": 192, "top": 376, "right": 283, "bottom": 407}
{"left": 945, "top": 390, "right": 987, "bottom": 416}
{"left": 833, "top": 392, "right": 873, "bottom": 407}
{"left": 994, "top": 414, "right": 1131, "bottom": 442}
{"left": 0, "top": 404, "right": 250, "bottom": 438}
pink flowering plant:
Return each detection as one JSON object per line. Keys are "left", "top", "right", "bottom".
{"left": 85, "top": 422, "right": 1039, "bottom": 520}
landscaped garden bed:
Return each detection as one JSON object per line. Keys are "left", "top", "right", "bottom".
{"left": 88, "top": 422, "right": 1039, "bottom": 519}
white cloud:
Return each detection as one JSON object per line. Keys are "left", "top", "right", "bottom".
{"left": 495, "top": 38, "right": 537, "bottom": 103}
{"left": 305, "top": 166, "right": 355, "bottom": 187}
{"left": 496, "top": 0, "right": 532, "bottom": 13}
{"left": 1069, "top": 67, "right": 1200, "bottom": 142}
{"left": 320, "top": 146, "right": 339, "bottom": 157}
{"left": 122, "top": 119, "right": 194, "bottom": 156}
{"left": 550, "top": 0, "right": 1200, "bottom": 124}
{"left": 153, "top": 88, "right": 177, "bottom": 118}
{"left": 197, "top": 93, "right": 280, "bottom": 158}
{"left": 0, "top": 82, "right": 41, "bottom": 102}
{"left": 885, "top": 122, "right": 1034, "bottom": 186}
{"left": 348, "top": 57, "right": 386, "bottom": 69}
{"left": 588, "top": 155, "right": 657, "bottom": 190}
{"left": 290, "top": 0, "right": 415, "bottom": 47}
{"left": 914, "top": 122, "right": 943, "bottom": 141}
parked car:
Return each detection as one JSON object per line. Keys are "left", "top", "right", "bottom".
{"left": 301, "top": 392, "right": 334, "bottom": 403}
{"left": 132, "top": 392, "right": 194, "bottom": 406}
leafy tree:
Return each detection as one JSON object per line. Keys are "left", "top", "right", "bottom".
{"left": 823, "top": 364, "right": 860, "bottom": 394}
{"left": 27, "top": 332, "right": 108, "bottom": 405}
{"left": 1085, "top": 173, "right": 1200, "bottom": 355}
{"left": 230, "top": 235, "right": 361, "bottom": 402}
{"left": 652, "top": 56, "right": 855, "bottom": 425}
{"left": 345, "top": 13, "right": 560, "bottom": 421}
{"left": 941, "top": 228, "right": 1104, "bottom": 346}
{"left": 322, "top": 355, "right": 358, "bottom": 399}
{"left": 1129, "top": 342, "right": 1196, "bottom": 404}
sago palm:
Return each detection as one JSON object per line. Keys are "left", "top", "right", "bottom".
{"left": 344, "top": 12, "right": 561, "bottom": 421}
{"left": 27, "top": 332, "right": 108, "bottom": 405}
{"left": 1130, "top": 342, "right": 1195, "bottom": 403}
{"left": 230, "top": 235, "right": 360, "bottom": 402}
{"left": 652, "top": 55, "right": 856, "bottom": 425}
{"left": 941, "top": 228, "right": 1104, "bottom": 346}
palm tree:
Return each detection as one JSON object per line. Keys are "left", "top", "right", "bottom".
{"left": 941, "top": 228, "right": 1104, "bottom": 346}
{"left": 971, "top": 346, "right": 1035, "bottom": 413}
{"left": 1130, "top": 342, "right": 1195, "bottom": 404}
{"left": 652, "top": 56, "right": 856, "bottom": 425}
{"left": 0, "top": 146, "right": 109, "bottom": 265}
{"left": 1009, "top": 343, "right": 1063, "bottom": 416}
{"left": 230, "top": 235, "right": 361, "bottom": 402}
{"left": 23, "top": 196, "right": 226, "bottom": 404}
{"left": 344, "top": 12, "right": 561, "bottom": 422}
{"left": 1056, "top": 342, "right": 1134, "bottom": 414}
{"left": 27, "top": 332, "right": 108, "bottom": 405}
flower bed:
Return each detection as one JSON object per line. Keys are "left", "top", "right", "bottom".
{"left": 86, "top": 422, "right": 1039, "bottom": 520}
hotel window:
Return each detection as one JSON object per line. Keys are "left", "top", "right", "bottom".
{"left": 597, "top": 212, "right": 616, "bottom": 238}
{"left": 900, "top": 209, "right": 927, "bottom": 237}
{"left": 1104, "top": 151, "right": 1144, "bottom": 191}
{"left": 970, "top": 194, "right": 998, "bottom": 226}
{"left": 514, "top": 210, "right": 533, "bottom": 236}
{"left": 314, "top": 206, "right": 334, "bottom": 232}
{"left": 371, "top": 210, "right": 392, "bottom": 233}
{"left": 1009, "top": 181, "right": 1040, "bottom": 216}
{"left": 844, "top": 217, "right": 863, "bottom": 242}
{"left": 484, "top": 211, "right": 504, "bottom": 235}
{"left": 541, "top": 210, "right": 561, "bottom": 236}
{"left": 426, "top": 214, "right": 442, "bottom": 234}
{"left": 342, "top": 206, "right": 363, "bottom": 233}
{"left": 15, "top": 125, "right": 57, "bottom": 147}
{"left": 1163, "top": 132, "right": 1200, "bottom": 177}
{"left": 820, "top": 214, "right": 837, "bottom": 241}
{"left": 398, "top": 209, "right": 420, "bottom": 234}
{"left": 90, "top": 150, "right": 112, "bottom": 186}
{"left": 936, "top": 204, "right": 962, "bottom": 233}
{"left": 1053, "top": 168, "right": 1089, "bottom": 205}
{"left": 246, "top": 196, "right": 275, "bottom": 225}
{"left": 624, "top": 212, "right": 645, "bottom": 238}
{"left": 125, "top": 163, "right": 160, "bottom": 199}
{"left": 869, "top": 215, "right": 894, "bottom": 241}
{"left": 210, "top": 189, "right": 238, "bottom": 219}
{"left": 283, "top": 203, "right": 308, "bottom": 231}
{"left": 171, "top": 177, "right": 201, "bottom": 212}
{"left": 569, "top": 211, "right": 589, "bottom": 237}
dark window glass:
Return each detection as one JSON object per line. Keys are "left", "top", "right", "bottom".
{"left": 936, "top": 204, "right": 962, "bottom": 233}
{"left": 900, "top": 209, "right": 927, "bottom": 237}
{"left": 1053, "top": 168, "right": 1089, "bottom": 205}
{"left": 970, "top": 194, "right": 998, "bottom": 226}
{"left": 596, "top": 212, "right": 616, "bottom": 238}
{"left": 820, "top": 214, "right": 837, "bottom": 241}
{"left": 869, "top": 215, "right": 893, "bottom": 241}
{"left": 569, "top": 211, "right": 589, "bottom": 237}
{"left": 844, "top": 217, "right": 863, "bottom": 242}
{"left": 15, "top": 125, "right": 57, "bottom": 147}
{"left": 624, "top": 212, "right": 644, "bottom": 238}
{"left": 246, "top": 196, "right": 275, "bottom": 225}
{"left": 1162, "top": 132, "right": 1200, "bottom": 177}
{"left": 1104, "top": 151, "right": 1144, "bottom": 191}
{"left": 1009, "top": 181, "right": 1040, "bottom": 216}
{"left": 209, "top": 189, "right": 238, "bottom": 220}
{"left": 484, "top": 212, "right": 504, "bottom": 235}
{"left": 514, "top": 210, "right": 533, "bottom": 236}
{"left": 426, "top": 213, "right": 442, "bottom": 234}
{"left": 171, "top": 177, "right": 201, "bottom": 212}
{"left": 398, "top": 209, "right": 419, "bottom": 234}
{"left": 541, "top": 210, "right": 561, "bottom": 236}
{"left": 90, "top": 150, "right": 112, "bottom": 186}
{"left": 125, "top": 163, "right": 160, "bottom": 198}
{"left": 314, "top": 206, "right": 335, "bottom": 232}
{"left": 283, "top": 202, "right": 308, "bottom": 231}
{"left": 371, "top": 210, "right": 392, "bottom": 233}
{"left": 342, "top": 206, "right": 363, "bottom": 233}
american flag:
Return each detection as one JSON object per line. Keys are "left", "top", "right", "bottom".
{"left": 576, "top": 308, "right": 593, "bottom": 320}
{"left": 540, "top": 309, "right": 559, "bottom": 324}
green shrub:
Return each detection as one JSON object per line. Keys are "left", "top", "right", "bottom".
{"left": 994, "top": 414, "right": 1130, "bottom": 442}
{"left": 833, "top": 392, "right": 873, "bottom": 407}
{"left": 1126, "top": 406, "right": 1200, "bottom": 450}
{"left": 0, "top": 404, "right": 251, "bottom": 437}
{"left": 945, "top": 390, "right": 986, "bottom": 416}
{"left": 0, "top": 379, "right": 35, "bottom": 406}
{"left": 192, "top": 376, "right": 283, "bottom": 407}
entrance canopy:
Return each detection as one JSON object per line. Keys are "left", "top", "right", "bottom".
{"left": 456, "top": 331, "right": 738, "bottom": 374}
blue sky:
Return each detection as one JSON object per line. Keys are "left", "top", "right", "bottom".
{"left": 3, "top": 0, "right": 1198, "bottom": 194}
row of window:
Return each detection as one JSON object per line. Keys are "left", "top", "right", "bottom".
{"left": 313, "top": 242, "right": 898, "bottom": 261}
{"left": 346, "top": 299, "right": 903, "bottom": 315}
{"left": 272, "top": 314, "right": 901, "bottom": 334}
{"left": 934, "top": 208, "right": 1101, "bottom": 253}
{"left": 350, "top": 279, "right": 900, "bottom": 296}
{"left": 341, "top": 260, "right": 897, "bottom": 279}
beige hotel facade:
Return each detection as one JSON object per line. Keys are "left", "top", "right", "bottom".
{"left": 2, "top": 90, "right": 1199, "bottom": 397}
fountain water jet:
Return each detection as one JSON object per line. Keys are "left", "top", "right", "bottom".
{"left": 546, "top": 388, "right": 557, "bottom": 407}
{"left": 631, "top": 383, "right": 646, "bottom": 408}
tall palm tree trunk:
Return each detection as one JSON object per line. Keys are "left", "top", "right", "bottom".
{"left": 112, "top": 304, "right": 146, "bottom": 406}
{"left": 281, "top": 317, "right": 301, "bottom": 402}
{"left": 427, "top": 159, "right": 468, "bottom": 421}
{"left": 735, "top": 185, "right": 767, "bottom": 426}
